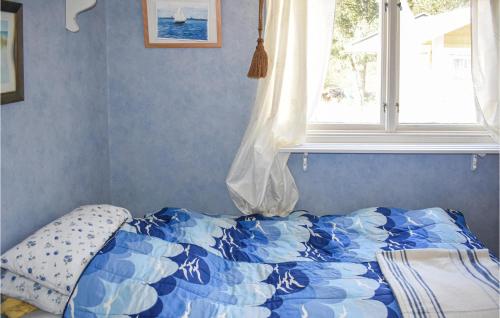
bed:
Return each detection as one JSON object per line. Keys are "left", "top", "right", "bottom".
{"left": 1, "top": 205, "right": 497, "bottom": 317}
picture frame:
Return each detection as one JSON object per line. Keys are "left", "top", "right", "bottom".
{"left": 142, "top": 0, "right": 221, "bottom": 48}
{"left": 1, "top": 0, "right": 23, "bottom": 105}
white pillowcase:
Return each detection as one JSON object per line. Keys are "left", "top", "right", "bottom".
{"left": 1, "top": 205, "right": 131, "bottom": 298}
{"left": 1, "top": 268, "right": 68, "bottom": 314}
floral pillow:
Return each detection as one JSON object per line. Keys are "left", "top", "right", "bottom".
{"left": 1, "top": 269, "right": 68, "bottom": 314}
{"left": 1, "top": 205, "right": 131, "bottom": 297}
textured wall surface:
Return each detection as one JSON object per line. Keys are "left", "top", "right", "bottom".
{"left": 106, "top": 1, "right": 499, "bottom": 253}
{"left": 290, "top": 153, "right": 499, "bottom": 254}
{"left": 2, "top": 0, "right": 498, "bottom": 255}
{"left": 1, "top": 0, "right": 109, "bottom": 252}
{"left": 106, "top": 0, "right": 257, "bottom": 214}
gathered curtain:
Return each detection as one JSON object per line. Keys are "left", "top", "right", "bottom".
{"left": 226, "top": 0, "right": 336, "bottom": 216}
{"left": 471, "top": 0, "right": 499, "bottom": 141}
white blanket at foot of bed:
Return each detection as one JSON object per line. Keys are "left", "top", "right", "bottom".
{"left": 377, "top": 248, "right": 499, "bottom": 318}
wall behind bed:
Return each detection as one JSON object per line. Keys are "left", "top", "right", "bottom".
{"left": 1, "top": 0, "right": 110, "bottom": 252}
{"left": 1, "top": 1, "right": 495, "bottom": 255}
{"left": 105, "top": 0, "right": 499, "bottom": 254}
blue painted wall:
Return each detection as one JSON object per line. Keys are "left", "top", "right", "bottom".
{"left": 106, "top": 0, "right": 257, "bottom": 215}
{"left": 290, "top": 153, "right": 499, "bottom": 254}
{"left": 105, "top": 0, "right": 499, "bottom": 253}
{"left": 1, "top": 1, "right": 109, "bottom": 252}
{"left": 1, "top": 0, "right": 498, "bottom": 256}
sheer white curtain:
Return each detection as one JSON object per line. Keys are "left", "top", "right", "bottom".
{"left": 471, "top": 0, "right": 499, "bottom": 141}
{"left": 226, "top": 0, "right": 335, "bottom": 216}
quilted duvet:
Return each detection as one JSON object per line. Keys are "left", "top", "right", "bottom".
{"left": 63, "top": 207, "right": 490, "bottom": 318}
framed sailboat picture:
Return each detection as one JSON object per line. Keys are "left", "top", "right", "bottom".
{"left": 142, "top": 0, "right": 221, "bottom": 48}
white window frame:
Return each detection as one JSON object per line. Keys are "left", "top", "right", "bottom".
{"left": 286, "top": 0, "right": 499, "bottom": 154}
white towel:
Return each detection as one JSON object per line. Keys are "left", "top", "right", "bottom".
{"left": 377, "top": 248, "right": 499, "bottom": 318}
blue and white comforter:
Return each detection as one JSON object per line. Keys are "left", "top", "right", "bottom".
{"left": 63, "top": 207, "right": 490, "bottom": 318}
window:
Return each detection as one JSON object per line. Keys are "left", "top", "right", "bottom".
{"left": 304, "top": 0, "right": 496, "bottom": 151}
{"left": 310, "top": 0, "right": 382, "bottom": 124}
{"left": 398, "top": 1, "right": 476, "bottom": 124}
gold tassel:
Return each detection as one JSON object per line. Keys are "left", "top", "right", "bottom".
{"left": 247, "top": 0, "right": 268, "bottom": 79}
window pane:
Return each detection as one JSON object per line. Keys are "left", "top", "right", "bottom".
{"left": 399, "top": 0, "right": 477, "bottom": 124}
{"left": 309, "top": 0, "right": 381, "bottom": 124}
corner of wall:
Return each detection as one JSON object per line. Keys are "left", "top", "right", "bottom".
{"left": 103, "top": 0, "right": 113, "bottom": 205}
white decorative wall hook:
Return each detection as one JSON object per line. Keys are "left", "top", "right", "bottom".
{"left": 66, "top": 0, "right": 97, "bottom": 32}
{"left": 471, "top": 153, "right": 486, "bottom": 171}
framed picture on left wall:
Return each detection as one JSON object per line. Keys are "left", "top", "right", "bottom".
{"left": 1, "top": 0, "right": 23, "bottom": 105}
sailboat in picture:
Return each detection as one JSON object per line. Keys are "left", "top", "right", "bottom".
{"left": 174, "top": 7, "right": 187, "bottom": 23}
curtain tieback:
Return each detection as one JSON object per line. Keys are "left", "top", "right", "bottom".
{"left": 247, "top": 0, "right": 268, "bottom": 79}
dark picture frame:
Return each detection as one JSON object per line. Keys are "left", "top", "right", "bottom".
{"left": 1, "top": 0, "right": 23, "bottom": 105}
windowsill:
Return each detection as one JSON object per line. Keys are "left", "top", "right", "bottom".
{"left": 281, "top": 129, "right": 499, "bottom": 154}
{"left": 281, "top": 142, "right": 500, "bottom": 154}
